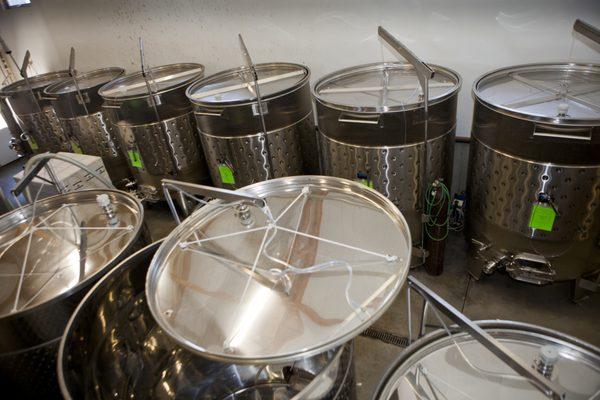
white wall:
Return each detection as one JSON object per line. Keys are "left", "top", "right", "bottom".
{"left": 1, "top": 0, "right": 599, "bottom": 137}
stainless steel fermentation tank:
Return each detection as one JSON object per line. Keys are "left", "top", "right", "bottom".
{"left": 0, "top": 94, "right": 29, "bottom": 154}
{"left": 0, "top": 190, "right": 144, "bottom": 398}
{"left": 314, "top": 62, "right": 461, "bottom": 246}
{"left": 372, "top": 320, "right": 600, "bottom": 399}
{"left": 467, "top": 63, "right": 600, "bottom": 285}
{"left": 59, "top": 242, "right": 356, "bottom": 399}
{"left": 0, "top": 70, "right": 72, "bottom": 153}
{"left": 45, "top": 67, "right": 131, "bottom": 185}
{"left": 99, "top": 63, "right": 210, "bottom": 200}
{"left": 187, "top": 62, "right": 318, "bottom": 189}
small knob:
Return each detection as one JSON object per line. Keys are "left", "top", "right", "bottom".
{"left": 96, "top": 193, "right": 111, "bottom": 207}
{"left": 540, "top": 345, "right": 559, "bottom": 365}
{"left": 557, "top": 103, "right": 569, "bottom": 117}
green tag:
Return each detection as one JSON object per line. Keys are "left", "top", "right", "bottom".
{"left": 127, "top": 150, "right": 143, "bottom": 169}
{"left": 28, "top": 136, "right": 39, "bottom": 151}
{"left": 529, "top": 204, "right": 556, "bottom": 231}
{"left": 218, "top": 164, "right": 235, "bottom": 184}
{"left": 356, "top": 178, "right": 374, "bottom": 189}
{"left": 71, "top": 140, "right": 83, "bottom": 154}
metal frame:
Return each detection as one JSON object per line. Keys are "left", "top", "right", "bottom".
{"left": 406, "top": 275, "right": 565, "bottom": 399}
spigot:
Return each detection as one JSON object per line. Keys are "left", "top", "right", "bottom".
{"left": 96, "top": 193, "right": 119, "bottom": 225}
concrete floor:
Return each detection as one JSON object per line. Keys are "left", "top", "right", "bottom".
{"left": 1, "top": 157, "right": 598, "bottom": 399}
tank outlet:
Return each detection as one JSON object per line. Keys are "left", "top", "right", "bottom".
{"left": 96, "top": 194, "right": 119, "bottom": 225}
{"left": 533, "top": 345, "right": 560, "bottom": 379}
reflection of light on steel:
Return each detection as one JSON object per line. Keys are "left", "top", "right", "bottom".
{"left": 226, "top": 285, "right": 272, "bottom": 351}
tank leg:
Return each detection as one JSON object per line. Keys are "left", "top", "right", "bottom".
{"left": 570, "top": 269, "right": 600, "bottom": 303}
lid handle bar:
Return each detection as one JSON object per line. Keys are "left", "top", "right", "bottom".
{"left": 67, "top": 47, "right": 90, "bottom": 115}
{"left": 237, "top": 34, "right": 272, "bottom": 180}
{"left": 138, "top": 37, "right": 181, "bottom": 173}
{"left": 378, "top": 26, "right": 433, "bottom": 266}
{"left": 574, "top": 19, "right": 600, "bottom": 47}
{"left": 407, "top": 276, "right": 565, "bottom": 400}
{"left": 161, "top": 178, "right": 266, "bottom": 224}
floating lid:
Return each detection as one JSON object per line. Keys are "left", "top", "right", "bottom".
{"left": 0, "top": 190, "right": 143, "bottom": 317}
{"left": 99, "top": 63, "right": 204, "bottom": 100}
{"left": 45, "top": 67, "right": 124, "bottom": 95}
{"left": 186, "top": 62, "right": 309, "bottom": 105}
{"left": 474, "top": 63, "right": 600, "bottom": 126}
{"left": 0, "top": 70, "right": 70, "bottom": 96}
{"left": 313, "top": 62, "right": 460, "bottom": 113}
{"left": 147, "top": 176, "right": 412, "bottom": 363}
{"left": 374, "top": 321, "right": 600, "bottom": 400}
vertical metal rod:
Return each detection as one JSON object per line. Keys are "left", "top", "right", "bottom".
{"left": 68, "top": 47, "right": 90, "bottom": 116}
{"left": 406, "top": 286, "right": 412, "bottom": 345}
{"left": 238, "top": 34, "right": 272, "bottom": 180}
{"left": 378, "top": 26, "right": 434, "bottom": 265}
{"left": 407, "top": 275, "right": 565, "bottom": 400}
{"left": 138, "top": 37, "right": 180, "bottom": 173}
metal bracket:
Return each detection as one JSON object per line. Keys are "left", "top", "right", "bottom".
{"left": 406, "top": 276, "right": 565, "bottom": 399}
{"left": 161, "top": 178, "right": 266, "bottom": 225}
{"left": 11, "top": 157, "right": 56, "bottom": 198}
{"left": 573, "top": 19, "right": 600, "bottom": 47}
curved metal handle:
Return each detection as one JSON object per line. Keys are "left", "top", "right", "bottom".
{"left": 194, "top": 109, "right": 224, "bottom": 117}
{"left": 101, "top": 104, "right": 121, "bottom": 109}
{"left": 338, "top": 113, "right": 380, "bottom": 125}
{"left": 533, "top": 124, "right": 592, "bottom": 141}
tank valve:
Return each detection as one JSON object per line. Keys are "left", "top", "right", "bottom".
{"left": 557, "top": 103, "right": 569, "bottom": 117}
{"left": 533, "top": 345, "right": 560, "bottom": 379}
{"left": 235, "top": 204, "right": 254, "bottom": 227}
{"left": 97, "top": 194, "right": 119, "bottom": 226}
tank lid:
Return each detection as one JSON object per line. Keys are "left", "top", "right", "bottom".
{"left": 186, "top": 62, "right": 309, "bottom": 105}
{"left": 146, "top": 176, "right": 411, "bottom": 364}
{"left": 0, "top": 189, "right": 143, "bottom": 318}
{"left": 45, "top": 67, "right": 125, "bottom": 96}
{"left": 474, "top": 63, "right": 600, "bottom": 126}
{"left": 313, "top": 62, "right": 460, "bottom": 113}
{"left": 374, "top": 320, "right": 600, "bottom": 400}
{"left": 98, "top": 63, "right": 204, "bottom": 100}
{"left": 0, "top": 70, "right": 71, "bottom": 96}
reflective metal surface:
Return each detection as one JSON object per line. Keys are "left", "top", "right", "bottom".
{"left": 99, "top": 64, "right": 210, "bottom": 199}
{"left": 0, "top": 96, "right": 28, "bottom": 153}
{"left": 46, "top": 68, "right": 130, "bottom": 184}
{"left": 0, "top": 189, "right": 144, "bottom": 397}
{"left": 59, "top": 242, "right": 356, "bottom": 400}
{"left": 0, "top": 70, "right": 71, "bottom": 153}
{"left": 147, "top": 176, "right": 412, "bottom": 363}
{"left": 373, "top": 321, "right": 600, "bottom": 400}
{"left": 315, "top": 62, "right": 460, "bottom": 245}
{"left": 467, "top": 63, "right": 600, "bottom": 283}
{"left": 187, "top": 63, "right": 318, "bottom": 188}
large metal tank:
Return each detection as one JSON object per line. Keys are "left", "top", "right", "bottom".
{"left": 372, "top": 320, "right": 600, "bottom": 399}
{"left": 0, "top": 189, "right": 144, "bottom": 398}
{"left": 0, "top": 70, "right": 72, "bottom": 153}
{"left": 314, "top": 62, "right": 461, "bottom": 247}
{"left": 59, "top": 242, "right": 356, "bottom": 399}
{"left": 0, "top": 93, "right": 29, "bottom": 154}
{"left": 186, "top": 63, "right": 318, "bottom": 189}
{"left": 467, "top": 63, "right": 600, "bottom": 284}
{"left": 44, "top": 67, "right": 131, "bottom": 186}
{"left": 98, "top": 63, "right": 210, "bottom": 201}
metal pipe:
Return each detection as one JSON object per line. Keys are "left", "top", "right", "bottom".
{"left": 407, "top": 275, "right": 565, "bottom": 400}
{"left": 573, "top": 19, "right": 600, "bottom": 46}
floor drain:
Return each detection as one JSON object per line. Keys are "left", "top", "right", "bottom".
{"left": 360, "top": 328, "right": 410, "bottom": 348}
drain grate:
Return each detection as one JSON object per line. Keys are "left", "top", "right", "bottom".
{"left": 360, "top": 328, "right": 410, "bottom": 348}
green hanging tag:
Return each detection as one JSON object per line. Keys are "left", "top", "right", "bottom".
{"left": 356, "top": 178, "right": 374, "bottom": 189}
{"left": 218, "top": 164, "right": 235, "bottom": 185}
{"left": 28, "top": 136, "right": 39, "bottom": 151}
{"left": 127, "top": 150, "right": 143, "bottom": 169}
{"left": 529, "top": 204, "right": 556, "bottom": 231}
{"left": 71, "top": 140, "right": 83, "bottom": 154}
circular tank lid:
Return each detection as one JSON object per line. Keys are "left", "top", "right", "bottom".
{"left": 313, "top": 62, "right": 461, "bottom": 113}
{"left": 98, "top": 63, "right": 204, "bottom": 100}
{"left": 45, "top": 67, "right": 125, "bottom": 96}
{"left": 0, "top": 70, "right": 71, "bottom": 96}
{"left": 0, "top": 189, "right": 143, "bottom": 318}
{"left": 374, "top": 321, "right": 600, "bottom": 400}
{"left": 186, "top": 62, "right": 309, "bottom": 106}
{"left": 146, "top": 176, "right": 412, "bottom": 364}
{"left": 474, "top": 63, "right": 600, "bottom": 125}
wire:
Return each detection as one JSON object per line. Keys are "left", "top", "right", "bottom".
{"left": 424, "top": 180, "right": 451, "bottom": 241}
